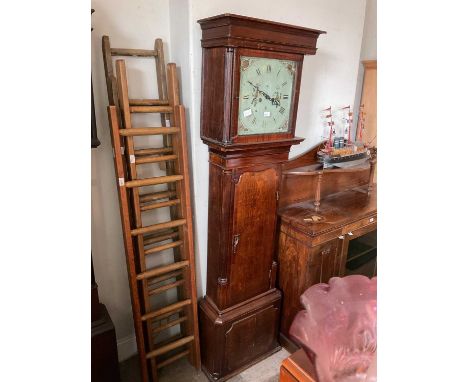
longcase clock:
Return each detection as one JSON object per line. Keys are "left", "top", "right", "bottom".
{"left": 197, "top": 14, "right": 325, "bottom": 381}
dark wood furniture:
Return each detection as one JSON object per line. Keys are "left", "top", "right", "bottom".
{"left": 279, "top": 349, "right": 318, "bottom": 382}
{"left": 197, "top": 14, "right": 325, "bottom": 382}
{"left": 276, "top": 142, "right": 377, "bottom": 351}
{"left": 91, "top": 274, "right": 120, "bottom": 382}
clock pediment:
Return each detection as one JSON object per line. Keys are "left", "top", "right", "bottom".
{"left": 198, "top": 13, "right": 326, "bottom": 54}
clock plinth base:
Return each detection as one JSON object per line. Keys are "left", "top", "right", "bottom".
{"left": 199, "top": 289, "right": 282, "bottom": 381}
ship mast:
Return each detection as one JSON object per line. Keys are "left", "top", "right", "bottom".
{"left": 357, "top": 104, "right": 365, "bottom": 142}
{"left": 323, "top": 106, "right": 334, "bottom": 149}
{"left": 341, "top": 105, "right": 353, "bottom": 144}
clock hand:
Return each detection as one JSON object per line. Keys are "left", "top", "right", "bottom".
{"left": 247, "top": 81, "right": 280, "bottom": 106}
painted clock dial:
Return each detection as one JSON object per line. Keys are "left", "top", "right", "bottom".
{"left": 237, "top": 56, "right": 296, "bottom": 136}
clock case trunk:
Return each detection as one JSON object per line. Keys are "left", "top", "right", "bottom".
{"left": 199, "top": 147, "right": 292, "bottom": 382}
{"left": 197, "top": 14, "right": 325, "bottom": 382}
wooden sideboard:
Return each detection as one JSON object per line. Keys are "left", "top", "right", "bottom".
{"left": 276, "top": 141, "right": 377, "bottom": 350}
{"left": 280, "top": 349, "right": 318, "bottom": 382}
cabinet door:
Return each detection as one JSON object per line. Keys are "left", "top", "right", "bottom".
{"left": 224, "top": 305, "right": 279, "bottom": 372}
{"left": 228, "top": 167, "right": 279, "bottom": 307}
{"left": 278, "top": 235, "right": 340, "bottom": 336}
{"left": 305, "top": 238, "right": 341, "bottom": 286}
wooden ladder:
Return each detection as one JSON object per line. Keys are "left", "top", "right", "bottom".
{"left": 103, "top": 42, "right": 200, "bottom": 381}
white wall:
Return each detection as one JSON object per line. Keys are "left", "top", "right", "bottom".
{"left": 353, "top": 0, "right": 377, "bottom": 133}
{"left": 91, "top": 0, "right": 172, "bottom": 361}
{"left": 91, "top": 0, "right": 367, "bottom": 360}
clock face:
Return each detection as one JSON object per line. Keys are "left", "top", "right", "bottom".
{"left": 237, "top": 56, "right": 296, "bottom": 136}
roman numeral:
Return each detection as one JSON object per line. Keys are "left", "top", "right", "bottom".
{"left": 279, "top": 107, "right": 285, "bottom": 114}
{"left": 256, "top": 68, "right": 261, "bottom": 76}
{"left": 282, "top": 81, "right": 287, "bottom": 87}
{"left": 283, "top": 95, "right": 289, "bottom": 99}
{"left": 277, "top": 69, "right": 281, "bottom": 77}
{"left": 262, "top": 120, "right": 267, "bottom": 128}
{"left": 252, "top": 117, "right": 257, "bottom": 125}
{"left": 267, "top": 65, "right": 271, "bottom": 73}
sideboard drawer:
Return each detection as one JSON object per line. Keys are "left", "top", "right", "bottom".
{"left": 342, "top": 215, "right": 376, "bottom": 235}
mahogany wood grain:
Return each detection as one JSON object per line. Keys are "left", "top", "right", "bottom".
{"left": 199, "top": 290, "right": 281, "bottom": 382}
{"left": 197, "top": 14, "right": 325, "bottom": 382}
{"left": 278, "top": 142, "right": 372, "bottom": 209}
{"left": 198, "top": 14, "right": 325, "bottom": 54}
{"left": 228, "top": 167, "right": 280, "bottom": 306}
{"left": 276, "top": 187, "right": 377, "bottom": 347}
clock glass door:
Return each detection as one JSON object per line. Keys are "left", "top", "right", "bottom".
{"left": 237, "top": 56, "right": 297, "bottom": 136}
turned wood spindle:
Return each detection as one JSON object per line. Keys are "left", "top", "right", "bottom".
{"left": 368, "top": 158, "right": 376, "bottom": 193}
{"left": 314, "top": 172, "right": 323, "bottom": 211}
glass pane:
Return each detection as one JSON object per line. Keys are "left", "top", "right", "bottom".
{"left": 345, "top": 230, "right": 377, "bottom": 277}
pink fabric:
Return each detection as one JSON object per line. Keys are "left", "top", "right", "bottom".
{"left": 289, "top": 275, "right": 377, "bottom": 382}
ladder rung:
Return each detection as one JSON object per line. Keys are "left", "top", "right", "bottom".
{"left": 143, "top": 230, "right": 179, "bottom": 247}
{"left": 156, "top": 350, "right": 190, "bottom": 369}
{"left": 148, "top": 270, "right": 183, "bottom": 287}
{"left": 136, "top": 260, "right": 189, "bottom": 281}
{"left": 129, "top": 99, "right": 169, "bottom": 106}
{"left": 119, "top": 127, "right": 179, "bottom": 136}
{"left": 110, "top": 48, "right": 157, "bottom": 57}
{"left": 131, "top": 218, "right": 186, "bottom": 236}
{"left": 136, "top": 154, "right": 178, "bottom": 165}
{"left": 141, "top": 299, "right": 192, "bottom": 321}
{"left": 130, "top": 105, "right": 173, "bottom": 113}
{"left": 144, "top": 240, "right": 183, "bottom": 256}
{"left": 140, "top": 190, "right": 176, "bottom": 203}
{"left": 146, "top": 336, "right": 194, "bottom": 359}
{"left": 150, "top": 306, "right": 185, "bottom": 323}
{"left": 148, "top": 279, "right": 185, "bottom": 296}
{"left": 135, "top": 147, "right": 173, "bottom": 157}
{"left": 141, "top": 198, "right": 180, "bottom": 212}
{"left": 125, "top": 175, "right": 183, "bottom": 189}
{"left": 152, "top": 315, "right": 188, "bottom": 334}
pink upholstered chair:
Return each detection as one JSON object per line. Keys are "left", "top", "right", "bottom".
{"left": 289, "top": 275, "right": 377, "bottom": 382}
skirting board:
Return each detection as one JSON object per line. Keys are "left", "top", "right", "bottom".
{"left": 117, "top": 334, "right": 137, "bottom": 362}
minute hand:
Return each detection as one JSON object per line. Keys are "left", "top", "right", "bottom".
{"left": 258, "top": 89, "right": 280, "bottom": 106}
{"left": 247, "top": 81, "right": 280, "bottom": 106}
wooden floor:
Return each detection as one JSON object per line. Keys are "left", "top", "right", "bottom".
{"left": 119, "top": 348, "right": 290, "bottom": 382}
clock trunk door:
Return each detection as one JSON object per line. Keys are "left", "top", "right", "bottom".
{"left": 227, "top": 167, "right": 279, "bottom": 307}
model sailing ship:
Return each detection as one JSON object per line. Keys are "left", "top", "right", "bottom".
{"left": 318, "top": 105, "right": 371, "bottom": 169}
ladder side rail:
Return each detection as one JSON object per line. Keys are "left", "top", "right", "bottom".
{"left": 164, "top": 63, "right": 189, "bottom": 342}
{"left": 155, "top": 39, "right": 169, "bottom": 126}
{"left": 161, "top": 61, "right": 180, "bottom": 235}
{"left": 102, "top": 36, "right": 130, "bottom": 186}
{"left": 154, "top": 39, "right": 173, "bottom": 177}
{"left": 107, "top": 106, "right": 150, "bottom": 382}
{"left": 115, "top": 59, "right": 158, "bottom": 379}
{"left": 166, "top": 63, "right": 183, "bottom": 240}
{"left": 173, "top": 103, "right": 202, "bottom": 369}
